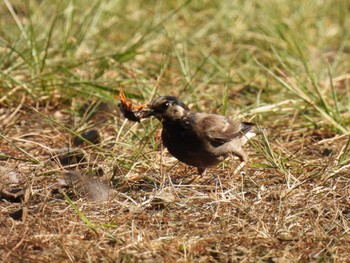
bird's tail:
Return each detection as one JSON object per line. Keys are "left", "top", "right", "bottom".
{"left": 241, "top": 122, "right": 257, "bottom": 134}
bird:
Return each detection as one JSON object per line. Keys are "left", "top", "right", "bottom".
{"left": 140, "top": 96, "right": 257, "bottom": 175}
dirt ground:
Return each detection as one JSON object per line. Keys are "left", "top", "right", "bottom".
{"left": 1, "top": 99, "right": 349, "bottom": 262}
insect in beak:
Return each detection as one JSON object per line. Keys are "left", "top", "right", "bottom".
{"left": 117, "top": 87, "right": 146, "bottom": 122}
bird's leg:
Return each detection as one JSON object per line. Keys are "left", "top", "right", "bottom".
{"left": 233, "top": 161, "right": 246, "bottom": 175}
{"left": 185, "top": 167, "right": 205, "bottom": 184}
{"left": 197, "top": 167, "right": 206, "bottom": 175}
{"left": 233, "top": 150, "right": 248, "bottom": 175}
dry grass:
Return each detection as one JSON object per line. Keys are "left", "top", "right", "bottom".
{"left": 1, "top": 100, "right": 349, "bottom": 262}
{"left": 1, "top": 0, "right": 350, "bottom": 262}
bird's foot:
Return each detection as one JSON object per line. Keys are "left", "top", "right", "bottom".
{"left": 185, "top": 173, "right": 204, "bottom": 184}
{"left": 183, "top": 167, "right": 207, "bottom": 184}
{"left": 233, "top": 162, "right": 246, "bottom": 176}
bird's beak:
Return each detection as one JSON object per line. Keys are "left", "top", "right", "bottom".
{"left": 139, "top": 105, "right": 156, "bottom": 119}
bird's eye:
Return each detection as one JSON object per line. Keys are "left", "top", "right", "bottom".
{"left": 162, "top": 101, "right": 170, "bottom": 109}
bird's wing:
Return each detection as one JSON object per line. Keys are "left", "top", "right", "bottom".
{"left": 196, "top": 113, "right": 253, "bottom": 144}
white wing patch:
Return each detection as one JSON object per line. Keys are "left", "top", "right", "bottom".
{"left": 241, "top": 131, "right": 256, "bottom": 145}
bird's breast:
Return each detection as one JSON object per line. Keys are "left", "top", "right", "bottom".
{"left": 161, "top": 121, "right": 222, "bottom": 168}
{"left": 161, "top": 121, "right": 198, "bottom": 148}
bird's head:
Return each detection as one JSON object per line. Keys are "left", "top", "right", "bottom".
{"left": 140, "top": 96, "right": 190, "bottom": 120}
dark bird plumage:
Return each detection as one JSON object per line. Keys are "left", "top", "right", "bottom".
{"left": 141, "top": 96, "right": 257, "bottom": 175}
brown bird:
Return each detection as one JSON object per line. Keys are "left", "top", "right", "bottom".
{"left": 141, "top": 96, "right": 257, "bottom": 175}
